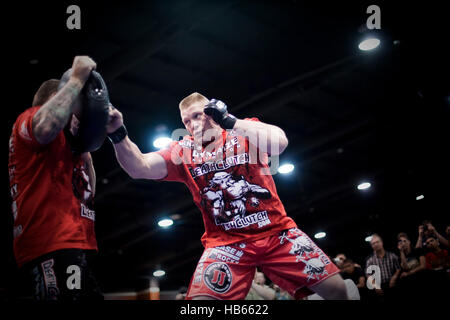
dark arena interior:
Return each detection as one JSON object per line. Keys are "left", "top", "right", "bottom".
{"left": 1, "top": 0, "right": 449, "bottom": 308}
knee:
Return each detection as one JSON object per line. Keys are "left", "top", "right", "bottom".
{"left": 332, "top": 277, "right": 349, "bottom": 300}
{"left": 311, "top": 274, "right": 349, "bottom": 300}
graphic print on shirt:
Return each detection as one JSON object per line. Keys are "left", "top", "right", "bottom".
{"left": 200, "top": 171, "right": 272, "bottom": 231}
{"left": 8, "top": 127, "right": 22, "bottom": 237}
{"left": 72, "top": 163, "right": 95, "bottom": 221}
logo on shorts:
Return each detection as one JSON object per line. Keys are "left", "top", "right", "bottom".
{"left": 208, "top": 245, "right": 244, "bottom": 264}
{"left": 288, "top": 234, "right": 317, "bottom": 259}
{"left": 203, "top": 262, "right": 232, "bottom": 294}
{"left": 299, "top": 255, "right": 330, "bottom": 282}
{"left": 41, "top": 259, "right": 60, "bottom": 299}
{"left": 281, "top": 228, "right": 332, "bottom": 282}
{"left": 280, "top": 228, "right": 318, "bottom": 259}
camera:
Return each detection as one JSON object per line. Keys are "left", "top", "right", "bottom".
{"left": 421, "top": 220, "right": 432, "bottom": 233}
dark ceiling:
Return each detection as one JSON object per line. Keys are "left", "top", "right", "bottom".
{"left": 2, "top": 1, "right": 449, "bottom": 294}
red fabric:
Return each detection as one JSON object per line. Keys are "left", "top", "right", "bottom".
{"left": 185, "top": 228, "right": 340, "bottom": 300}
{"left": 156, "top": 118, "right": 297, "bottom": 249}
{"left": 425, "top": 249, "right": 449, "bottom": 270}
{"left": 8, "top": 106, "right": 97, "bottom": 267}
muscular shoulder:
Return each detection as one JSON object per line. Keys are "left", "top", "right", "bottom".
{"left": 13, "top": 106, "right": 43, "bottom": 145}
{"left": 14, "top": 106, "right": 40, "bottom": 125}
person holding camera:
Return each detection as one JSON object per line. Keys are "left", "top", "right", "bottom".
{"left": 416, "top": 221, "right": 449, "bottom": 249}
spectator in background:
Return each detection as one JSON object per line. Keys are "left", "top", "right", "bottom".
{"left": 416, "top": 220, "right": 432, "bottom": 249}
{"left": 423, "top": 235, "right": 450, "bottom": 298}
{"left": 271, "top": 284, "right": 293, "bottom": 300}
{"left": 340, "top": 258, "right": 366, "bottom": 300}
{"left": 341, "top": 259, "right": 365, "bottom": 289}
{"left": 334, "top": 253, "right": 361, "bottom": 270}
{"left": 424, "top": 236, "right": 449, "bottom": 271}
{"left": 416, "top": 220, "right": 449, "bottom": 249}
{"left": 396, "top": 232, "right": 426, "bottom": 299}
{"left": 245, "top": 271, "right": 276, "bottom": 300}
{"left": 397, "top": 232, "right": 426, "bottom": 277}
{"left": 365, "top": 234, "right": 401, "bottom": 300}
{"left": 334, "top": 253, "right": 347, "bottom": 269}
{"left": 446, "top": 226, "right": 450, "bottom": 247}
{"left": 175, "top": 286, "right": 188, "bottom": 300}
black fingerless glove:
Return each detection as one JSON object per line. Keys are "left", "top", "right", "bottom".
{"left": 204, "top": 99, "right": 237, "bottom": 129}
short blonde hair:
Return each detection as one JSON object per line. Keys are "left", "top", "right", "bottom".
{"left": 179, "top": 92, "right": 209, "bottom": 110}
{"left": 32, "top": 79, "right": 60, "bottom": 106}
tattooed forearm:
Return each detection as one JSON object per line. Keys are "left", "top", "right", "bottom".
{"left": 32, "top": 79, "right": 83, "bottom": 145}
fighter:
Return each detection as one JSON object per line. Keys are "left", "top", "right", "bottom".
{"left": 106, "top": 92, "right": 349, "bottom": 299}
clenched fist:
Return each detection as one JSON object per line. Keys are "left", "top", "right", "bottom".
{"left": 107, "top": 105, "right": 124, "bottom": 134}
{"left": 70, "top": 56, "right": 97, "bottom": 85}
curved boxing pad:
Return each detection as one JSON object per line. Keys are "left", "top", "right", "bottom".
{"left": 76, "top": 70, "right": 110, "bottom": 153}
{"left": 58, "top": 69, "right": 110, "bottom": 153}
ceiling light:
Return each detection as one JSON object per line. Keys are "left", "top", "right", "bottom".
{"left": 153, "top": 136, "right": 172, "bottom": 149}
{"left": 357, "top": 182, "right": 371, "bottom": 190}
{"left": 278, "top": 163, "right": 294, "bottom": 174}
{"left": 158, "top": 218, "right": 174, "bottom": 228}
{"left": 153, "top": 270, "right": 165, "bottom": 277}
{"left": 314, "top": 232, "right": 326, "bottom": 239}
{"left": 358, "top": 38, "right": 380, "bottom": 51}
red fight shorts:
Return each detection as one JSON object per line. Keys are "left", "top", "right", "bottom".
{"left": 186, "top": 228, "right": 341, "bottom": 300}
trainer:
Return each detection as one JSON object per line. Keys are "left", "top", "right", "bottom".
{"left": 8, "top": 56, "right": 106, "bottom": 300}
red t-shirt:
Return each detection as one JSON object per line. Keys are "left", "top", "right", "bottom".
{"left": 156, "top": 118, "right": 297, "bottom": 248}
{"left": 8, "top": 106, "right": 97, "bottom": 267}
{"left": 425, "top": 249, "right": 449, "bottom": 270}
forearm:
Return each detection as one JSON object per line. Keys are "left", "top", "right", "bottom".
{"left": 435, "top": 232, "right": 449, "bottom": 247}
{"left": 391, "top": 269, "right": 401, "bottom": 283}
{"left": 234, "top": 119, "right": 288, "bottom": 155}
{"left": 32, "top": 79, "right": 84, "bottom": 144}
{"left": 113, "top": 136, "right": 149, "bottom": 179}
{"left": 408, "top": 265, "right": 425, "bottom": 275}
{"left": 415, "top": 236, "right": 423, "bottom": 248}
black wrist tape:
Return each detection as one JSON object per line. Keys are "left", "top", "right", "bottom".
{"left": 108, "top": 125, "right": 128, "bottom": 144}
{"left": 220, "top": 114, "right": 237, "bottom": 130}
